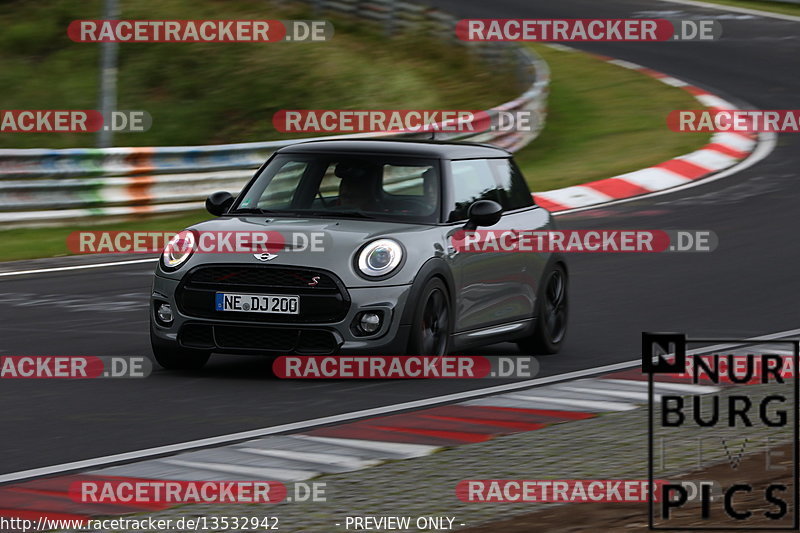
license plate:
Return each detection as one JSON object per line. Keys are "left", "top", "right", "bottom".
{"left": 215, "top": 293, "right": 299, "bottom": 314}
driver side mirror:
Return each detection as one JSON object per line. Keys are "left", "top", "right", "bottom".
{"left": 464, "top": 199, "right": 503, "bottom": 231}
{"left": 205, "top": 191, "right": 234, "bottom": 216}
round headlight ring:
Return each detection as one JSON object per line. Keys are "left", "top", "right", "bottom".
{"left": 357, "top": 239, "right": 403, "bottom": 278}
{"left": 161, "top": 230, "right": 196, "bottom": 271}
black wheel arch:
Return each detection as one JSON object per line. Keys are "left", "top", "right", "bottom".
{"left": 399, "top": 257, "right": 456, "bottom": 326}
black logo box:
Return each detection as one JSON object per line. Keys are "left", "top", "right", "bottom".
{"left": 643, "top": 332, "right": 800, "bottom": 531}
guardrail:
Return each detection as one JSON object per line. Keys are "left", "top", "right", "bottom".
{"left": 0, "top": 0, "right": 549, "bottom": 227}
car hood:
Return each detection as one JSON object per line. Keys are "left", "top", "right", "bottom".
{"left": 158, "top": 215, "right": 447, "bottom": 287}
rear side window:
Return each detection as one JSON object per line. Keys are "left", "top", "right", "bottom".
{"left": 490, "top": 158, "right": 534, "bottom": 211}
{"left": 447, "top": 159, "right": 503, "bottom": 222}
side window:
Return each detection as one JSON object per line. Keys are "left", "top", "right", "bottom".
{"left": 490, "top": 158, "right": 534, "bottom": 210}
{"left": 447, "top": 159, "right": 502, "bottom": 222}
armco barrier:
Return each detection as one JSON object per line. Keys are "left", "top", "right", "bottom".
{"left": 0, "top": 1, "right": 549, "bottom": 226}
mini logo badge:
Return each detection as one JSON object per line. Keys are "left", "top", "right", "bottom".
{"left": 254, "top": 253, "right": 278, "bottom": 262}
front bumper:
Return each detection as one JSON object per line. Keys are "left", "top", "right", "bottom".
{"left": 150, "top": 273, "right": 413, "bottom": 355}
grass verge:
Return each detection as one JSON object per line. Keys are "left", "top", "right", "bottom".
{"left": 514, "top": 44, "right": 710, "bottom": 192}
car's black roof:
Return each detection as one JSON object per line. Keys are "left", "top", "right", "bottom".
{"left": 276, "top": 139, "right": 511, "bottom": 159}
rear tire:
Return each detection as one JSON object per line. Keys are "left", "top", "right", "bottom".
{"left": 517, "top": 263, "right": 568, "bottom": 355}
{"left": 407, "top": 278, "right": 451, "bottom": 356}
{"left": 151, "top": 344, "right": 210, "bottom": 370}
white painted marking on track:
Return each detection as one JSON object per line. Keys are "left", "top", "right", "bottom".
{"left": 614, "top": 167, "right": 692, "bottom": 191}
{"left": 236, "top": 447, "right": 381, "bottom": 469}
{"left": 607, "top": 59, "right": 643, "bottom": 70}
{"left": 695, "top": 94, "right": 735, "bottom": 109}
{"left": 504, "top": 394, "right": 639, "bottom": 411}
{"left": 1, "top": 329, "right": 798, "bottom": 484}
{"left": 598, "top": 378, "right": 720, "bottom": 394}
{"left": 159, "top": 458, "right": 317, "bottom": 482}
{"left": 535, "top": 185, "right": 614, "bottom": 208}
{"left": 554, "top": 385, "right": 658, "bottom": 402}
{"left": 657, "top": 76, "right": 689, "bottom": 88}
{"left": 290, "top": 436, "right": 440, "bottom": 458}
{"left": 712, "top": 132, "right": 757, "bottom": 151}
{"left": 656, "top": 0, "right": 800, "bottom": 22}
{"left": 678, "top": 148, "right": 737, "bottom": 171}
{"left": 0, "top": 258, "right": 157, "bottom": 278}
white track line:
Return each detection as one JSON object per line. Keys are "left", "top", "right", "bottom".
{"left": 158, "top": 458, "right": 316, "bottom": 482}
{"left": 598, "top": 378, "right": 719, "bottom": 394}
{"left": 0, "top": 327, "right": 798, "bottom": 484}
{"left": 289, "top": 436, "right": 440, "bottom": 458}
{"left": 0, "top": 258, "right": 157, "bottom": 278}
{"left": 657, "top": 0, "right": 800, "bottom": 22}
{"left": 505, "top": 393, "right": 638, "bottom": 411}
{"left": 553, "top": 385, "right": 657, "bottom": 402}
{"left": 237, "top": 447, "right": 381, "bottom": 469}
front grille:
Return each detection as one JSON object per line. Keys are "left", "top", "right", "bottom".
{"left": 178, "top": 324, "right": 339, "bottom": 354}
{"left": 177, "top": 265, "right": 350, "bottom": 323}
{"left": 187, "top": 266, "right": 338, "bottom": 289}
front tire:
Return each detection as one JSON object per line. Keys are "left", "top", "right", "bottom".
{"left": 151, "top": 344, "right": 210, "bottom": 370}
{"left": 407, "top": 278, "right": 451, "bottom": 356}
{"left": 518, "top": 263, "right": 568, "bottom": 355}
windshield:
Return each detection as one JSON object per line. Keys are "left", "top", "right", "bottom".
{"left": 233, "top": 153, "right": 441, "bottom": 223}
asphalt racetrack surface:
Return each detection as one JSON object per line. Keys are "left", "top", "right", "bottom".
{"left": 1, "top": 0, "right": 797, "bottom": 476}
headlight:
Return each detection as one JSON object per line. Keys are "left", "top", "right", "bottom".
{"left": 357, "top": 239, "right": 403, "bottom": 278}
{"left": 161, "top": 230, "right": 196, "bottom": 271}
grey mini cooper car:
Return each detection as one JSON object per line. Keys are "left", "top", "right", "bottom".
{"left": 150, "top": 140, "right": 567, "bottom": 369}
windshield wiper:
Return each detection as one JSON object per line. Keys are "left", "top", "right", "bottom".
{"left": 230, "top": 207, "right": 282, "bottom": 215}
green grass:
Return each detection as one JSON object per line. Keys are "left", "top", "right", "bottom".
{"left": 0, "top": 211, "right": 211, "bottom": 262}
{"left": 0, "top": 0, "right": 515, "bottom": 148}
{"left": 689, "top": 0, "right": 800, "bottom": 16}
{"left": 515, "top": 45, "right": 710, "bottom": 192}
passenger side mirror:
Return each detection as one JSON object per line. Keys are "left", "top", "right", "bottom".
{"left": 205, "top": 191, "right": 234, "bottom": 216}
{"left": 464, "top": 199, "right": 503, "bottom": 230}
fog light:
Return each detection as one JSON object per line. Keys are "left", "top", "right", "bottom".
{"left": 359, "top": 312, "right": 381, "bottom": 334}
{"left": 156, "top": 303, "right": 174, "bottom": 324}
